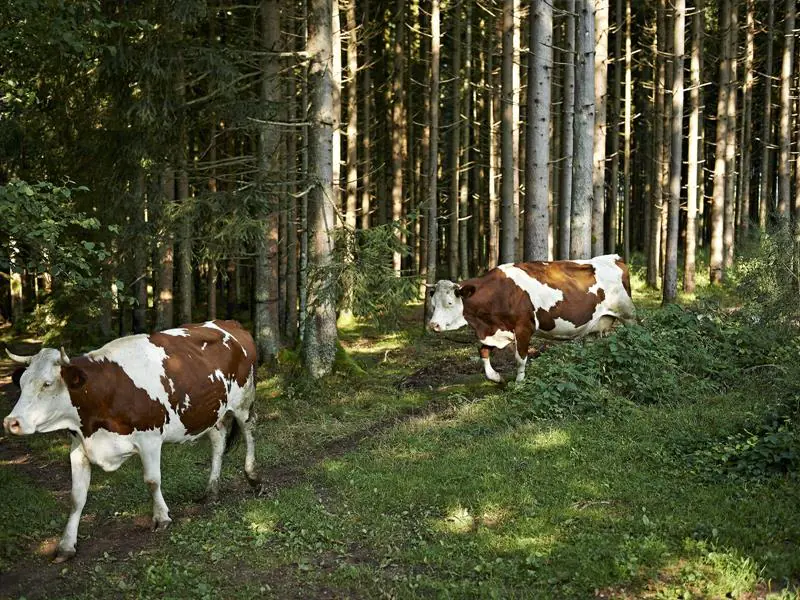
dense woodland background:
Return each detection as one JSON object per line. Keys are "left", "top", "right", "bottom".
{"left": 1, "top": 0, "right": 799, "bottom": 375}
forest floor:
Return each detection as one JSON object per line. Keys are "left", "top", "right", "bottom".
{"left": 1, "top": 277, "right": 799, "bottom": 599}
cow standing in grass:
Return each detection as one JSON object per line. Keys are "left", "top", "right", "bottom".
{"left": 427, "top": 254, "right": 637, "bottom": 383}
{"left": 3, "top": 320, "right": 259, "bottom": 562}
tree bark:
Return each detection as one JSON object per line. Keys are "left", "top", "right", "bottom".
{"left": 501, "top": 0, "right": 520, "bottom": 263}
{"left": 345, "top": 0, "right": 358, "bottom": 232}
{"left": 391, "top": 0, "right": 406, "bottom": 274}
{"left": 622, "top": 0, "right": 632, "bottom": 262}
{"left": 710, "top": 0, "right": 731, "bottom": 285}
{"left": 449, "top": 6, "right": 462, "bottom": 278}
{"left": 608, "top": 0, "right": 622, "bottom": 254}
{"left": 737, "top": 0, "right": 755, "bottom": 238}
{"left": 648, "top": 0, "right": 666, "bottom": 288}
{"left": 592, "top": 0, "right": 609, "bottom": 256}
{"left": 459, "top": 4, "right": 472, "bottom": 280}
{"left": 776, "top": 0, "right": 794, "bottom": 221}
{"left": 684, "top": 0, "right": 703, "bottom": 293}
{"left": 570, "top": 0, "right": 595, "bottom": 260}
{"left": 663, "top": 0, "right": 684, "bottom": 304}
{"left": 722, "top": 0, "right": 738, "bottom": 271}
{"left": 425, "top": 0, "right": 441, "bottom": 322}
{"left": 132, "top": 169, "right": 148, "bottom": 333}
{"left": 559, "top": 0, "right": 576, "bottom": 260}
{"left": 304, "top": 0, "right": 338, "bottom": 377}
{"left": 759, "top": 0, "right": 775, "bottom": 230}
{"left": 525, "top": 0, "right": 553, "bottom": 261}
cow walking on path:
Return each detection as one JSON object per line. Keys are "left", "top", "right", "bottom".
{"left": 427, "top": 254, "right": 637, "bottom": 383}
{"left": 3, "top": 320, "right": 259, "bottom": 562}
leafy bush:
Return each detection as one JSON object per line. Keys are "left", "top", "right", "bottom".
{"left": 505, "top": 304, "right": 797, "bottom": 422}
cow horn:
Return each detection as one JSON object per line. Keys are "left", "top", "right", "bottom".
{"left": 5, "top": 349, "right": 33, "bottom": 365}
{"left": 59, "top": 347, "right": 71, "bottom": 365}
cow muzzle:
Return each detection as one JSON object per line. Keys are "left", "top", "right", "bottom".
{"left": 3, "top": 416, "right": 24, "bottom": 436}
{"left": 428, "top": 321, "right": 442, "bottom": 332}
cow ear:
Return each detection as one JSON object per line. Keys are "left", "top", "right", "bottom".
{"left": 61, "top": 366, "right": 87, "bottom": 390}
{"left": 456, "top": 284, "right": 476, "bottom": 299}
{"left": 11, "top": 367, "right": 26, "bottom": 388}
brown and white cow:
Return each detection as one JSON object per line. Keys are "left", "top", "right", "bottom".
{"left": 3, "top": 320, "right": 258, "bottom": 562}
{"left": 427, "top": 254, "right": 637, "bottom": 383}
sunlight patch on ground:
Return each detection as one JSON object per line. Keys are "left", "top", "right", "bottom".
{"left": 516, "top": 426, "right": 570, "bottom": 452}
{"left": 437, "top": 505, "right": 475, "bottom": 534}
{"left": 0, "top": 452, "right": 32, "bottom": 466}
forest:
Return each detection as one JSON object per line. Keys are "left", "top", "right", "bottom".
{"left": 2, "top": 0, "right": 800, "bottom": 598}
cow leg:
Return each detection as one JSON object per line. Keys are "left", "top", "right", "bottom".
{"left": 205, "top": 424, "right": 226, "bottom": 502}
{"left": 235, "top": 412, "right": 260, "bottom": 487}
{"left": 514, "top": 330, "right": 532, "bottom": 383}
{"left": 480, "top": 345, "right": 503, "bottom": 383}
{"left": 56, "top": 437, "right": 91, "bottom": 562}
{"left": 138, "top": 441, "right": 172, "bottom": 530}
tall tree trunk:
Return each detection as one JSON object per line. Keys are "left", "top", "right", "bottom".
{"left": 776, "top": 0, "right": 794, "bottom": 221}
{"left": 608, "top": 0, "right": 622, "bottom": 254}
{"left": 559, "top": 0, "right": 576, "bottom": 259}
{"left": 254, "top": 0, "right": 282, "bottom": 364}
{"left": 304, "top": 0, "right": 338, "bottom": 378}
{"left": 449, "top": 7, "right": 462, "bottom": 278}
{"left": 648, "top": 0, "right": 666, "bottom": 287}
{"left": 155, "top": 168, "right": 175, "bottom": 330}
{"left": 737, "top": 0, "right": 755, "bottom": 238}
{"left": 488, "top": 13, "right": 500, "bottom": 268}
{"left": 710, "top": 0, "right": 731, "bottom": 285}
{"left": 684, "top": 0, "right": 703, "bottom": 293}
{"left": 592, "top": 0, "right": 609, "bottom": 256}
{"left": 723, "top": 0, "right": 738, "bottom": 271}
{"left": 360, "top": 0, "right": 372, "bottom": 229}
{"left": 345, "top": 0, "right": 358, "bottom": 232}
{"left": 425, "top": 0, "right": 441, "bottom": 322}
{"left": 759, "top": 0, "right": 775, "bottom": 230}
{"left": 663, "top": 0, "right": 684, "bottom": 304}
{"left": 501, "top": 0, "right": 520, "bottom": 263}
{"left": 622, "top": 0, "right": 632, "bottom": 262}
{"left": 525, "top": 0, "right": 553, "bottom": 260}
{"left": 391, "top": 0, "right": 406, "bottom": 274}
{"left": 459, "top": 4, "right": 472, "bottom": 280}
{"left": 9, "top": 240, "right": 23, "bottom": 325}
{"left": 570, "top": 0, "right": 595, "bottom": 259}
{"left": 285, "top": 75, "right": 299, "bottom": 346}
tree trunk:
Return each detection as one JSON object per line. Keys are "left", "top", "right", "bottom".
{"left": 710, "top": 0, "right": 731, "bottom": 285}
{"left": 304, "top": 0, "right": 338, "bottom": 378}
{"left": 360, "top": 0, "right": 372, "bottom": 229}
{"left": 501, "top": 0, "right": 520, "bottom": 263}
{"left": 525, "top": 0, "right": 553, "bottom": 261}
{"left": 425, "top": 0, "right": 441, "bottom": 322}
{"left": 622, "top": 0, "right": 632, "bottom": 262}
{"left": 345, "top": 0, "right": 358, "bottom": 232}
{"left": 488, "top": 13, "right": 500, "bottom": 268}
{"left": 663, "top": 0, "right": 684, "bottom": 304}
{"left": 592, "top": 0, "right": 609, "bottom": 256}
{"left": 723, "top": 0, "right": 738, "bottom": 271}
{"left": 459, "top": 4, "right": 472, "bottom": 280}
{"left": 254, "top": 0, "right": 282, "bottom": 364}
{"left": 391, "top": 0, "right": 406, "bottom": 274}
{"left": 559, "top": 0, "right": 576, "bottom": 260}
{"left": 684, "top": 0, "right": 703, "bottom": 293}
{"left": 449, "top": 7, "right": 462, "bottom": 278}
{"left": 608, "top": 0, "right": 622, "bottom": 254}
{"left": 570, "top": 0, "right": 595, "bottom": 260}
{"left": 648, "top": 0, "right": 666, "bottom": 288}
{"left": 737, "top": 0, "right": 755, "bottom": 238}
{"left": 759, "top": 0, "right": 775, "bottom": 230}
{"left": 777, "top": 0, "right": 794, "bottom": 221}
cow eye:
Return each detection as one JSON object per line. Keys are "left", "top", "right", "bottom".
{"left": 42, "top": 381, "right": 52, "bottom": 388}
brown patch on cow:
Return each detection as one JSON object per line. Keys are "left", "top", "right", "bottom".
{"left": 514, "top": 261, "right": 605, "bottom": 330}
{"left": 150, "top": 320, "right": 256, "bottom": 435}
{"left": 459, "top": 269, "right": 534, "bottom": 342}
{"left": 63, "top": 359, "right": 169, "bottom": 437}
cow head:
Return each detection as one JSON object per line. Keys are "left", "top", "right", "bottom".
{"left": 4, "top": 348, "right": 82, "bottom": 436}
{"left": 427, "top": 280, "right": 474, "bottom": 332}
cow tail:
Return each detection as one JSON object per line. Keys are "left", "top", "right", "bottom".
{"left": 225, "top": 417, "right": 241, "bottom": 453}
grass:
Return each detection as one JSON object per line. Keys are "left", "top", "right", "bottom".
{"left": 1, "top": 265, "right": 800, "bottom": 599}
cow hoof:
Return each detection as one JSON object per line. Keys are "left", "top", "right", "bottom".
{"left": 246, "top": 474, "right": 262, "bottom": 489}
{"left": 53, "top": 548, "right": 76, "bottom": 563}
{"left": 202, "top": 490, "right": 219, "bottom": 504}
{"left": 152, "top": 517, "right": 172, "bottom": 532}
